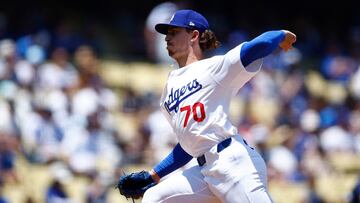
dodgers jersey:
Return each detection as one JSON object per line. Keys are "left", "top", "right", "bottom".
{"left": 160, "top": 43, "right": 263, "bottom": 157}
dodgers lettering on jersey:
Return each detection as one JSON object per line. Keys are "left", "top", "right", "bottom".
{"left": 164, "top": 79, "right": 202, "bottom": 113}
{"left": 160, "top": 43, "right": 263, "bottom": 157}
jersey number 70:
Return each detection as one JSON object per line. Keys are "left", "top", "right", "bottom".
{"left": 180, "top": 102, "right": 206, "bottom": 127}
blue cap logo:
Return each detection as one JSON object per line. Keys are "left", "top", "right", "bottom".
{"left": 155, "top": 10, "right": 209, "bottom": 35}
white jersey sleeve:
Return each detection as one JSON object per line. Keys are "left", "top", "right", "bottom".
{"left": 209, "top": 43, "right": 263, "bottom": 90}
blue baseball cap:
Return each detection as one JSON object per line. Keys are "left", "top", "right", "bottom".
{"left": 155, "top": 10, "right": 209, "bottom": 35}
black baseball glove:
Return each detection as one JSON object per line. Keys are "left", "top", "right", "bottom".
{"left": 116, "top": 170, "right": 156, "bottom": 199}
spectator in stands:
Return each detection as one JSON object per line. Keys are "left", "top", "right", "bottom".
{"left": 0, "top": 179, "right": 8, "bottom": 203}
{"left": 0, "top": 134, "right": 17, "bottom": 183}
{"left": 86, "top": 174, "right": 108, "bottom": 203}
{"left": 0, "top": 39, "right": 17, "bottom": 81}
{"left": 349, "top": 177, "right": 360, "bottom": 203}
{"left": 63, "top": 111, "right": 121, "bottom": 177}
{"left": 32, "top": 105, "right": 64, "bottom": 163}
{"left": 45, "top": 179, "right": 71, "bottom": 203}
{"left": 144, "top": 2, "right": 178, "bottom": 64}
{"left": 144, "top": 108, "right": 177, "bottom": 164}
{"left": 36, "top": 47, "right": 79, "bottom": 90}
{"left": 144, "top": 2, "right": 190, "bottom": 65}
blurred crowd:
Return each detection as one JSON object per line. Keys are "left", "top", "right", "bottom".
{"left": 0, "top": 1, "right": 359, "bottom": 203}
{"left": 0, "top": 36, "right": 125, "bottom": 201}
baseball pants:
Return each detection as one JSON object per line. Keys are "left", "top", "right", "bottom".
{"left": 142, "top": 135, "right": 273, "bottom": 203}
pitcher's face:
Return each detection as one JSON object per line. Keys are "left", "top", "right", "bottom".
{"left": 165, "top": 27, "right": 193, "bottom": 59}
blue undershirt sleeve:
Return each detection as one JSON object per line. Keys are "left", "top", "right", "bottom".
{"left": 240, "top": 30, "right": 285, "bottom": 67}
{"left": 153, "top": 143, "right": 193, "bottom": 178}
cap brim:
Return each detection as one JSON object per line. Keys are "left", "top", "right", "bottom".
{"left": 155, "top": 24, "right": 171, "bottom": 34}
{"left": 155, "top": 23, "right": 187, "bottom": 35}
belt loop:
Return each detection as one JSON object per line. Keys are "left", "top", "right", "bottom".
{"left": 197, "top": 155, "right": 206, "bottom": 166}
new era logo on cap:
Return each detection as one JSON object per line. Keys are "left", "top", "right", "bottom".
{"left": 155, "top": 10, "right": 209, "bottom": 35}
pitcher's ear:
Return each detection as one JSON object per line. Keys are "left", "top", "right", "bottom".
{"left": 191, "top": 30, "right": 201, "bottom": 41}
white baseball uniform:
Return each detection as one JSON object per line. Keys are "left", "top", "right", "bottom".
{"left": 142, "top": 43, "right": 273, "bottom": 203}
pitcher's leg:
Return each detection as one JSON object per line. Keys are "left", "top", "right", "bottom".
{"left": 142, "top": 165, "right": 220, "bottom": 203}
{"left": 203, "top": 136, "right": 273, "bottom": 203}
{"left": 221, "top": 172, "right": 273, "bottom": 203}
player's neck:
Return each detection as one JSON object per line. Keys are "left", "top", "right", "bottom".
{"left": 177, "top": 49, "right": 203, "bottom": 68}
